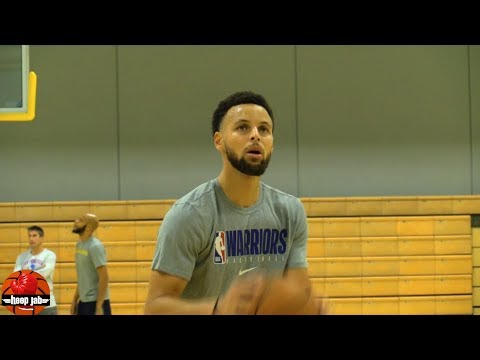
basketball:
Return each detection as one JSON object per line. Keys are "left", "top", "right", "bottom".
{"left": 1, "top": 270, "right": 50, "bottom": 315}
{"left": 255, "top": 276, "right": 322, "bottom": 315}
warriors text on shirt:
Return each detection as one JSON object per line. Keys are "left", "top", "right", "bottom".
{"left": 215, "top": 228, "right": 287, "bottom": 262}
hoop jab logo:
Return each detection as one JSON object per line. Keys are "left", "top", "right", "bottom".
{"left": 2, "top": 270, "right": 50, "bottom": 315}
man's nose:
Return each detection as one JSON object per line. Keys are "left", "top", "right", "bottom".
{"left": 250, "top": 127, "right": 260, "bottom": 140}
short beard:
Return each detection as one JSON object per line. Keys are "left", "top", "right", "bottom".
{"left": 225, "top": 146, "right": 271, "bottom": 176}
{"left": 72, "top": 225, "right": 87, "bottom": 235}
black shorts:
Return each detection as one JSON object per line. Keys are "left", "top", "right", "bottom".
{"left": 77, "top": 300, "right": 112, "bottom": 315}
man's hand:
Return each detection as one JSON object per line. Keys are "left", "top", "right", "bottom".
{"left": 214, "top": 273, "right": 266, "bottom": 315}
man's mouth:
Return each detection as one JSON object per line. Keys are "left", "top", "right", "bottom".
{"left": 246, "top": 144, "right": 263, "bottom": 157}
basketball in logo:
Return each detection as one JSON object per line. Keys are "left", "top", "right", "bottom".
{"left": 1, "top": 270, "right": 50, "bottom": 315}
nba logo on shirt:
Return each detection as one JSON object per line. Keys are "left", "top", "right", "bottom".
{"left": 214, "top": 231, "right": 226, "bottom": 264}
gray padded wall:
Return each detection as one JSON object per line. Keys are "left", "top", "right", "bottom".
{"left": 0, "top": 46, "right": 119, "bottom": 202}
{"left": 471, "top": 46, "right": 480, "bottom": 195}
{"left": 0, "top": 45, "right": 478, "bottom": 202}
{"left": 296, "top": 45, "right": 471, "bottom": 197}
{"left": 117, "top": 45, "right": 297, "bottom": 199}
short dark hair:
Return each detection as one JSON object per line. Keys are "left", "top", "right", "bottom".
{"left": 27, "top": 225, "right": 44, "bottom": 237}
{"left": 211, "top": 91, "right": 274, "bottom": 136}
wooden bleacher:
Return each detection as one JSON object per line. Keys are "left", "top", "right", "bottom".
{"left": 307, "top": 216, "right": 472, "bottom": 314}
{"left": 1, "top": 196, "right": 479, "bottom": 315}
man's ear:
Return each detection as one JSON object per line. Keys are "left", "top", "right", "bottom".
{"left": 214, "top": 132, "right": 223, "bottom": 150}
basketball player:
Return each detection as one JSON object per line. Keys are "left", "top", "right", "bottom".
{"left": 70, "top": 213, "right": 111, "bottom": 315}
{"left": 13, "top": 225, "right": 58, "bottom": 315}
{"left": 145, "top": 91, "right": 327, "bottom": 315}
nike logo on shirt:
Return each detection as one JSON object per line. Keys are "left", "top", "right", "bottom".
{"left": 238, "top": 267, "right": 258, "bottom": 276}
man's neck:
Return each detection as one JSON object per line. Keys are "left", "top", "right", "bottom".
{"left": 79, "top": 233, "right": 92, "bottom": 241}
{"left": 30, "top": 247, "right": 43, "bottom": 256}
{"left": 217, "top": 169, "right": 261, "bottom": 208}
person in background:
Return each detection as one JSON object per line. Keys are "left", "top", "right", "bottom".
{"left": 70, "top": 213, "right": 111, "bottom": 315}
{"left": 14, "top": 225, "right": 57, "bottom": 315}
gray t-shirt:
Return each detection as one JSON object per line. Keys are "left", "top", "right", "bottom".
{"left": 75, "top": 236, "right": 110, "bottom": 302}
{"left": 151, "top": 178, "right": 308, "bottom": 299}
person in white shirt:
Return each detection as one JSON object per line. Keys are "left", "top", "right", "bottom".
{"left": 14, "top": 225, "right": 57, "bottom": 315}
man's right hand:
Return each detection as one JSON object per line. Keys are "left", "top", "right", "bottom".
{"left": 214, "top": 273, "right": 266, "bottom": 315}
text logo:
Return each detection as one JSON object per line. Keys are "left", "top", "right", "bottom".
{"left": 214, "top": 231, "right": 227, "bottom": 264}
{"left": 2, "top": 270, "right": 50, "bottom": 315}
